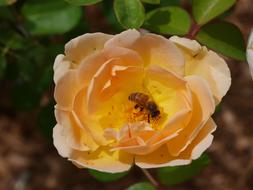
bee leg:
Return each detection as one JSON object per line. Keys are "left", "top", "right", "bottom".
{"left": 134, "top": 104, "right": 144, "bottom": 112}
{"left": 148, "top": 114, "right": 150, "bottom": 123}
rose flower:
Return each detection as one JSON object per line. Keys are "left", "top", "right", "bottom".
{"left": 53, "top": 30, "right": 231, "bottom": 173}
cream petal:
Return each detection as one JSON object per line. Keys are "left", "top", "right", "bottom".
{"left": 65, "top": 33, "right": 112, "bottom": 64}
{"left": 191, "top": 118, "right": 217, "bottom": 159}
{"left": 247, "top": 49, "right": 253, "bottom": 78}
{"left": 55, "top": 109, "right": 98, "bottom": 151}
{"left": 53, "top": 54, "right": 72, "bottom": 84}
{"left": 72, "top": 87, "right": 109, "bottom": 146}
{"left": 185, "top": 49, "right": 231, "bottom": 103}
{"left": 105, "top": 30, "right": 185, "bottom": 75}
{"left": 105, "top": 29, "right": 141, "bottom": 48}
{"left": 133, "top": 34, "right": 185, "bottom": 75}
{"left": 135, "top": 145, "right": 191, "bottom": 168}
{"left": 77, "top": 46, "right": 144, "bottom": 88}
{"left": 170, "top": 36, "right": 231, "bottom": 102}
{"left": 53, "top": 124, "right": 73, "bottom": 158}
{"left": 247, "top": 29, "right": 253, "bottom": 79}
{"left": 167, "top": 76, "right": 215, "bottom": 156}
{"left": 170, "top": 36, "right": 202, "bottom": 56}
{"left": 54, "top": 70, "right": 81, "bottom": 110}
{"left": 179, "top": 118, "right": 217, "bottom": 160}
{"left": 69, "top": 149, "right": 134, "bottom": 173}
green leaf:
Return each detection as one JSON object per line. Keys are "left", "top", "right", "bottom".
{"left": 193, "top": 0, "right": 236, "bottom": 25}
{"left": 196, "top": 21, "right": 246, "bottom": 61}
{"left": 157, "top": 154, "right": 210, "bottom": 185}
{"left": 65, "top": 0, "right": 102, "bottom": 6}
{"left": 141, "top": 0, "right": 160, "bottom": 4}
{"left": 126, "top": 182, "right": 155, "bottom": 190}
{"left": 22, "top": 0, "right": 82, "bottom": 35}
{"left": 144, "top": 6, "right": 191, "bottom": 35}
{"left": 38, "top": 101, "right": 56, "bottom": 138}
{"left": 0, "top": 53, "right": 7, "bottom": 78}
{"left": 114, "top": 0, "right": 145, "bottom": 29}
{"left": 89, "top": 169, "right": 128, "bottom": 182}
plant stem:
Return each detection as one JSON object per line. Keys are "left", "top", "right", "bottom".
{"left": 187, "top": 23, "right": 201, "bottom": 39}
{"left": 140, "top": 168, "right": 163, "bottom": 190}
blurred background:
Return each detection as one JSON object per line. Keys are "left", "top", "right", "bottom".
{"left": 0, "top": 0, "right": 253, "bottom": 190}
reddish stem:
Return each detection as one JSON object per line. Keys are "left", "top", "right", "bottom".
{"left": 187, "top": 23, "right": 201, "bottom": 39}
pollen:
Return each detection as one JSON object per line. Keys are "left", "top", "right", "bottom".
{"left": 125, "top": 102, "right": 162, "bottom": 130}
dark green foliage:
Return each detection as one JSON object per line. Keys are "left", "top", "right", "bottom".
{"left": 114, "top": 0, "right": 145, "bottom": 29}
{"left": 157, "top": 154, "right": 210, "bottom": 185}
{"left": 144, "top": 6, "right": 191, "bottom": 35}
{"left": 22, "top": 0, "right": 82, "bottom": 35}
{"left": 126, "top": 182, "right": 155, "bottom": 190}
{"left": 65, "top": 0, "right": 103, "bottom": 6}
{"left": 89, "top": 169, "right": 129, "bottom": 182}
{"left": 196, "top": 21, "right": 246, "bottom": 61}
{"left": 193, "top": 0, "right": 236, "bottom": 24}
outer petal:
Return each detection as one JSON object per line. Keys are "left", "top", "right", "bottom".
{"left": 135, "top": 118, "right": 217, "bottom": 168}
{"left": 170, "top": 36, "right": 202, "bottom": 56}
{"left": 53, "top": 124, "right": 73, "bottom": 158}
{"left": 167, "top": 76, "right": 215, "bottom": 156}
{"left": 53, "top": 54, "right": 72, "bottom": 84}
{"left": 171, "top": 36, "right": 231, "bottom": 103}
{"left": 135, "top": 145, "right": 190, "bottom": 168}
{"left": 65, "top": 33, "right": 113, "bottom": 64}
{"left": 77, "top": 46, "right": 144, "bottom": 88}
{"left": 69, "top": 148, "right": 134, "bottom": 173}
{"left": 54, "top": 70, "right": 80, "bottom": 110}
{"left": 179, "top": 118, "right": 217, "bottom": 159}
{"left": 55, "top": 109, "right": 98, "bottom": 151}
{"left": 105, "top": 30, "right": 185, "bottom": 75}
{"left": 247, "top": 29, "right": 253, "bottom": 79}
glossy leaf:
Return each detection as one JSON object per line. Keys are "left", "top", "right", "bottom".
{"left": 196, "top": 21, "right": 246, "bottom": 61}
{"left": 22, "top": 0, "right": 82, "bottom": 35}
{"left": 114, "top": 0, "right": 145, "bottom": 29}
{"left": 65, "top": 0, "right": 102, "bottom": 6}
{"left": 141, "top": 0, "right": 160, "bottom": 4}
{"left": 193, "top": 0, "right": 236, "bottom": 25}
{"left": 144, "top": 6, "right": 191, "bottom": 35}
{"left": 157, "top": 154, "right": 210, "bottom": 185}
{"left": 126, "top": 182, "right": 155, "bottom": 190}
{"left": 89, "top": 169, "right": 128, "bottom": 182}
{"left": 0, "top": 53, "right": 6, "bottom": 78}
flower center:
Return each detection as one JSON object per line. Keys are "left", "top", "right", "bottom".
{"left": 126, "top": 92, "right": 162, "bottom": 129}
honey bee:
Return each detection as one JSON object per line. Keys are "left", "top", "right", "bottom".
{"left": 128, "top": 92, "right": 160, "bottom": 122}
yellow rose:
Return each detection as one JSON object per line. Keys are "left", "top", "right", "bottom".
{"left": 53, "top": 30, "right": 231, "bottom": 173}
